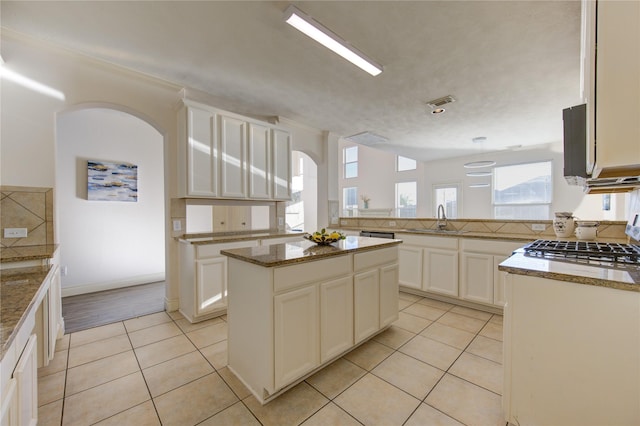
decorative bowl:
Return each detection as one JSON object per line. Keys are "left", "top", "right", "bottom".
{"left": 304, "top": 229, "right": 346, "bottom": 245}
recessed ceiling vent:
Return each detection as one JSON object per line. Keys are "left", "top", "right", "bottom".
{"left": 344, "top": 131, "right": 389, "bottom": 146}
{"left": 425, "top": 95, "right": 456, "bottom": 108}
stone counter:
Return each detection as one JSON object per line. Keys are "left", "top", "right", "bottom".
{"left": 1, "top": 265, "right": 53, "bottom": 357}
{"left": 0, "top": 244, "right": 59, "bottom": 263}
{"left": 499, "top": 251, "right": 639, "bottom": 292}
{"left": 221, "top": 236, "right": 402, "bottom": 267}
{"left": 178, "top": 230, "right": 304, "bottom": 245}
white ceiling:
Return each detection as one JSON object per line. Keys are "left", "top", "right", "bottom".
{"left": 0, "top": 1, "right": 582, "bottom": 162}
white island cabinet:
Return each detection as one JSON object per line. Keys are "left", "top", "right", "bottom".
{"left": 501, "top": 254, "right": 640, "bottom": 425}
{"left": 222, "top": 237, "right": 400, "bottom": 404}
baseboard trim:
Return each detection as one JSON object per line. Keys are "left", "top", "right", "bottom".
{"left": 62, "top": 273, "right": 165, "bottom": 297}
{"left": 165, "top": 297, "right": 180, "bottom": 312}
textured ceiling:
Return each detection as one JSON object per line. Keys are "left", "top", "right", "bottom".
{"left": 0, "top": 1, "right": 582, "bottom": 161}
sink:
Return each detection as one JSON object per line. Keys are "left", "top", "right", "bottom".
{"left": 405, "top": 228, "right": 469, "bottom": 235}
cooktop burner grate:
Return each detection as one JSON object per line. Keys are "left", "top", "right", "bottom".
{"left": 523, "top": 239, "right": 640, "bottom": 264}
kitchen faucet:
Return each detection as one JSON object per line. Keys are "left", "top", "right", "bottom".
{"left": 436, "top": 204, "right": 447, "bottom": 230}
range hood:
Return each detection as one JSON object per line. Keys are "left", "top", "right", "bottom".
{"left": 563, "top": 104, "right": 640, "bottom": 193}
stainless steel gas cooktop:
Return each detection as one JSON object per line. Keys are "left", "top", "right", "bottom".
{"left": 523, "top": 239, "right": 640, "bottom": 265}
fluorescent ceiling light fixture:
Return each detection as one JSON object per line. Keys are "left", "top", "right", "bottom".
{"left": 469, "top": 183, "right": 491, "bottom": 188}
{"left": 0, "top": 63, "right": 65, "bottom": 101}
{"left": 284, "top": 5, "right": 383, "bottom": 76}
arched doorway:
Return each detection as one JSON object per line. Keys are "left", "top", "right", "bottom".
{"left": 286, "top": 151, "right": 318, "bottom": 232}
{"left": 56, "top": 107, "right": 166, "bottom": 330}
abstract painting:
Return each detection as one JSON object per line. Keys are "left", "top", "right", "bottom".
{"left": 87, "top": 160, "right": 138, "bottom": 202}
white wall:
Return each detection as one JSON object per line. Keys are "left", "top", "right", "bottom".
{"left": 57, "top": 108, "right": 165, "bottom": 294}
{"left": 339, "top": 139, "right": 627, "bottom": 221}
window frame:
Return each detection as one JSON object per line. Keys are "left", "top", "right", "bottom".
{"left": 492, "top": 160, "right": 553, "bottom": 220}
{"left": 395, "top": 181, "right": 417, "bottom": 217}
{"left": 343, "top": 146, "right": 358, "bottom": 179}
{"left": 396, "top": 155, "right": 416, "bottom": 172}
{"left": 432, "top": 182, "right": 461, "bottom": 219}
{"left": 343, "top": 186, "right": 358, "bottom": 210}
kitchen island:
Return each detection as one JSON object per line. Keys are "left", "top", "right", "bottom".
{"left": 499, "top": 251, "right": 639, "bottom": 426}
{"left": 221, "top": 236, "right": 401, "bottom": 404}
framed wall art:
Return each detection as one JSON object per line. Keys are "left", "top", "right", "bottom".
{"left": 87, "top": 160, "right": 138, "bottom": 202}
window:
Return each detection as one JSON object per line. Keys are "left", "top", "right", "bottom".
{"left": 493, "top": 161, "right": 552, "bottom": 219}
{"left": 433, "top": 184, "right": 459, "bottom": 219}
{"left": 343, "top": 187, "right": 358, "bottom": 211}
{"left": 344, "top": 146, "right": 358, "bottom": 178}
{"left": 395, "top": 181, "right": 417, "bottom": 217}
{"left": 397, "top": 156, "right": 416, "bottom": 172}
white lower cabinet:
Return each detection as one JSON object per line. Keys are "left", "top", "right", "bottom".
{"left": 274, "top": 285, "right": 319, "bottom": 389}
{"left": 14, "top": 335, "right": 37, "bottom": 426}
{"left": 460, "top": 239, "right": 524, "bottom": 307}
{"left": 227, "top": 245, "right": 399, "bottom": 404}
{"left": 319, "top": 276, "right": 353, "bottom": 362}
{"left": 398, "top": 245, "right": 422, "bottom": 290}
{"left": 354, "top": 269, "right": 380, "bottom": 344}
{"left": 423, "top": 248, "right": 458, "bottom": 297}
{"left": 179, "top": 239, "right": 259, "bottom": 322}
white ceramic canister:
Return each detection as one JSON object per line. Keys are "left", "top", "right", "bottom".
{"left": 553, "top": 212, "right": 575, "bottom": 238}
{"left": 575, "top": 221, "right": 599, "bottom": 240}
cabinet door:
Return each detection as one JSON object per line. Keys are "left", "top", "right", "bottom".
{"left": 248, "top": 123, "right": 271, "bottom": 199}
{"left": 398, "top": 245, "right": 422, "bottom": 289}
{"left": 187, "top": 107, "right": 218, "bottom": 196}
{"left": 48, "top": 267, "right": 62, "bottom": 360}
{"left": 423, "top": 249, "right": 458, "bottom": 297}
{"left": 320, "top": 276, "right": 353, "bottom": 363}
{"left": 271, "top": 129, "right": 292, "bottom": 200}
{"left": 274, "top": 285, "right": 319, "bottom": 389}
{"left": 379, "top": 263, "right": 399, "bottom": 328}
{"left": 460, "top": 253, "right": 494, "bottom": 304}
{"left": 14, "top": 335, "right": 37, "bottom": 426}
{"left": 219, "top": 115, "right": 247, "bottom": 198}
{"left": 354, "top": 269, "right": 380, "bottom": 344}
{"left": 0, "top": 378, "right": 18, "bottom": 426}
{"left": 196, "top": 257, "right": 227, "bottom": 316}
{"left": 493, "top": 255, "right": 510, "bottom": 307}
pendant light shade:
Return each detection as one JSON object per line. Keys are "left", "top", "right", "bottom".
{"left": 464, "top": 160, "right": 496, "bottom": 168}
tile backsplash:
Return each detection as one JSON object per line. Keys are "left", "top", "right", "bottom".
{"left": 0, "top": 186, "right": 54, "bottom": 247}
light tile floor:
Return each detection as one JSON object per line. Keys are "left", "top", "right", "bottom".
{"left": 38, "top": 292, "right": 507, "bottom": 426}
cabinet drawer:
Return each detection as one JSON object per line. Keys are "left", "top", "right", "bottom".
{"left": 354, "top": 247, "right": 398, "bottom": 272}
{"left": 398, "top": 234, "right": 459, "bottom": 250}
{"left": 461, "top": 239, "right": 524, "bottom": 255}
{"left": 274, "top": 255, "right": 352, "bottom": 293}
{"left": 197, "top": 240, "right": 259, "bottom": 258}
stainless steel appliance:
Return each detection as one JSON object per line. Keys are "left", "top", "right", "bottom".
{"left": 359, "top": 230, "right": 395, "bottom": 239}
{"left": 523, "top": 239, "right": 640, "bottom": 266}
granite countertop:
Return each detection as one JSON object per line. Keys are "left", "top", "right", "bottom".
{"left": 221, "top": 236, "right": 402, "bottom": 267}
{"left": 499, "top": 251, "right": 640, "bottom": 292}
{"left": 178, "top": 230, "right": 305, "bottom": 245}
{"left": 1, "top": 265, "right": 53, "bottom": 357}
{"left": 0, "top": 244, "right": 59, "bottom": 262}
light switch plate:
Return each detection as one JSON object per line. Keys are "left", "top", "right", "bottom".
{"left": 4, "top": 228, "right": 27, "bottom": 238}
{"left": 531, "top": 223, "right": 546, "bottom": 231}
{"left": 172, "top": 220, "right": 182, "bottom": 232}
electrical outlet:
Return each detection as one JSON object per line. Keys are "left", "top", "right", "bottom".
{"left": 3, "top": 228, "right": 27, "bottom": 238}
{"left": 278, "top": 217, "right": 284, "bottom": 226}
{"left": 61, "top": 266, "right": 68, "bottom": 276}
{"left": 172, "top": 220, "right": 182, "bottom": 232}
{"left": 531, "top": 223, "right": 546, "bottom": 231}
{"left": 388, "top": 221, "right": 396, "bottom": 227}
{"left": 341, "top": 220, "right": 350, "bottom": 226}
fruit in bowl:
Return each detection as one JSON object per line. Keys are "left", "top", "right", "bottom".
{"left": 304, "top": 229, "right": 346, "bottom": 245}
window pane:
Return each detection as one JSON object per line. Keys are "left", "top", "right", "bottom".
{"left": 345, "top": 162, "right": 358, "bottom": 178}
{"left": 494, "top": 162, "right": 552, "bottom": 204}
{"left": 344, "top": 146, "right": 358, "bottom": 163}
{"left": 434, "top": 186, "right": 458, "bottom": 219}
{"left": 343, "top": 187, "right": 358, "bottom": 209}
{"left": 396, "top": 181, "right": 416, "bottom": 217}
{"left": 397, "top": 156, "right": 416, "bottom": 171}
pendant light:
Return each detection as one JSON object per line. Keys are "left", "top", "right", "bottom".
{"left": 464, "top": 137, "right": 496, "bottom": 169}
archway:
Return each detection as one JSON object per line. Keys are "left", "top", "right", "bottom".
{"left": 55, "top": 106, "right": 166, "bottom": 328}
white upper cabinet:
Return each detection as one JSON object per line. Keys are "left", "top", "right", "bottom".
{"left": 248, "top": 123, "right": 271, "bottom": 199}
{"left": 178, "top": 101, "right": 292, "bottom": 200}
{"left": 219, "top": 114, "right": 247, "bottom": 198}
{"left": 178, "top": 104, "right": 218, "bottom": 197}
{"left": 272, "top": 128, "right": 292, "bottom": 200}
{"left": 585, "top": 0, "right": 640, "bottom": 178}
